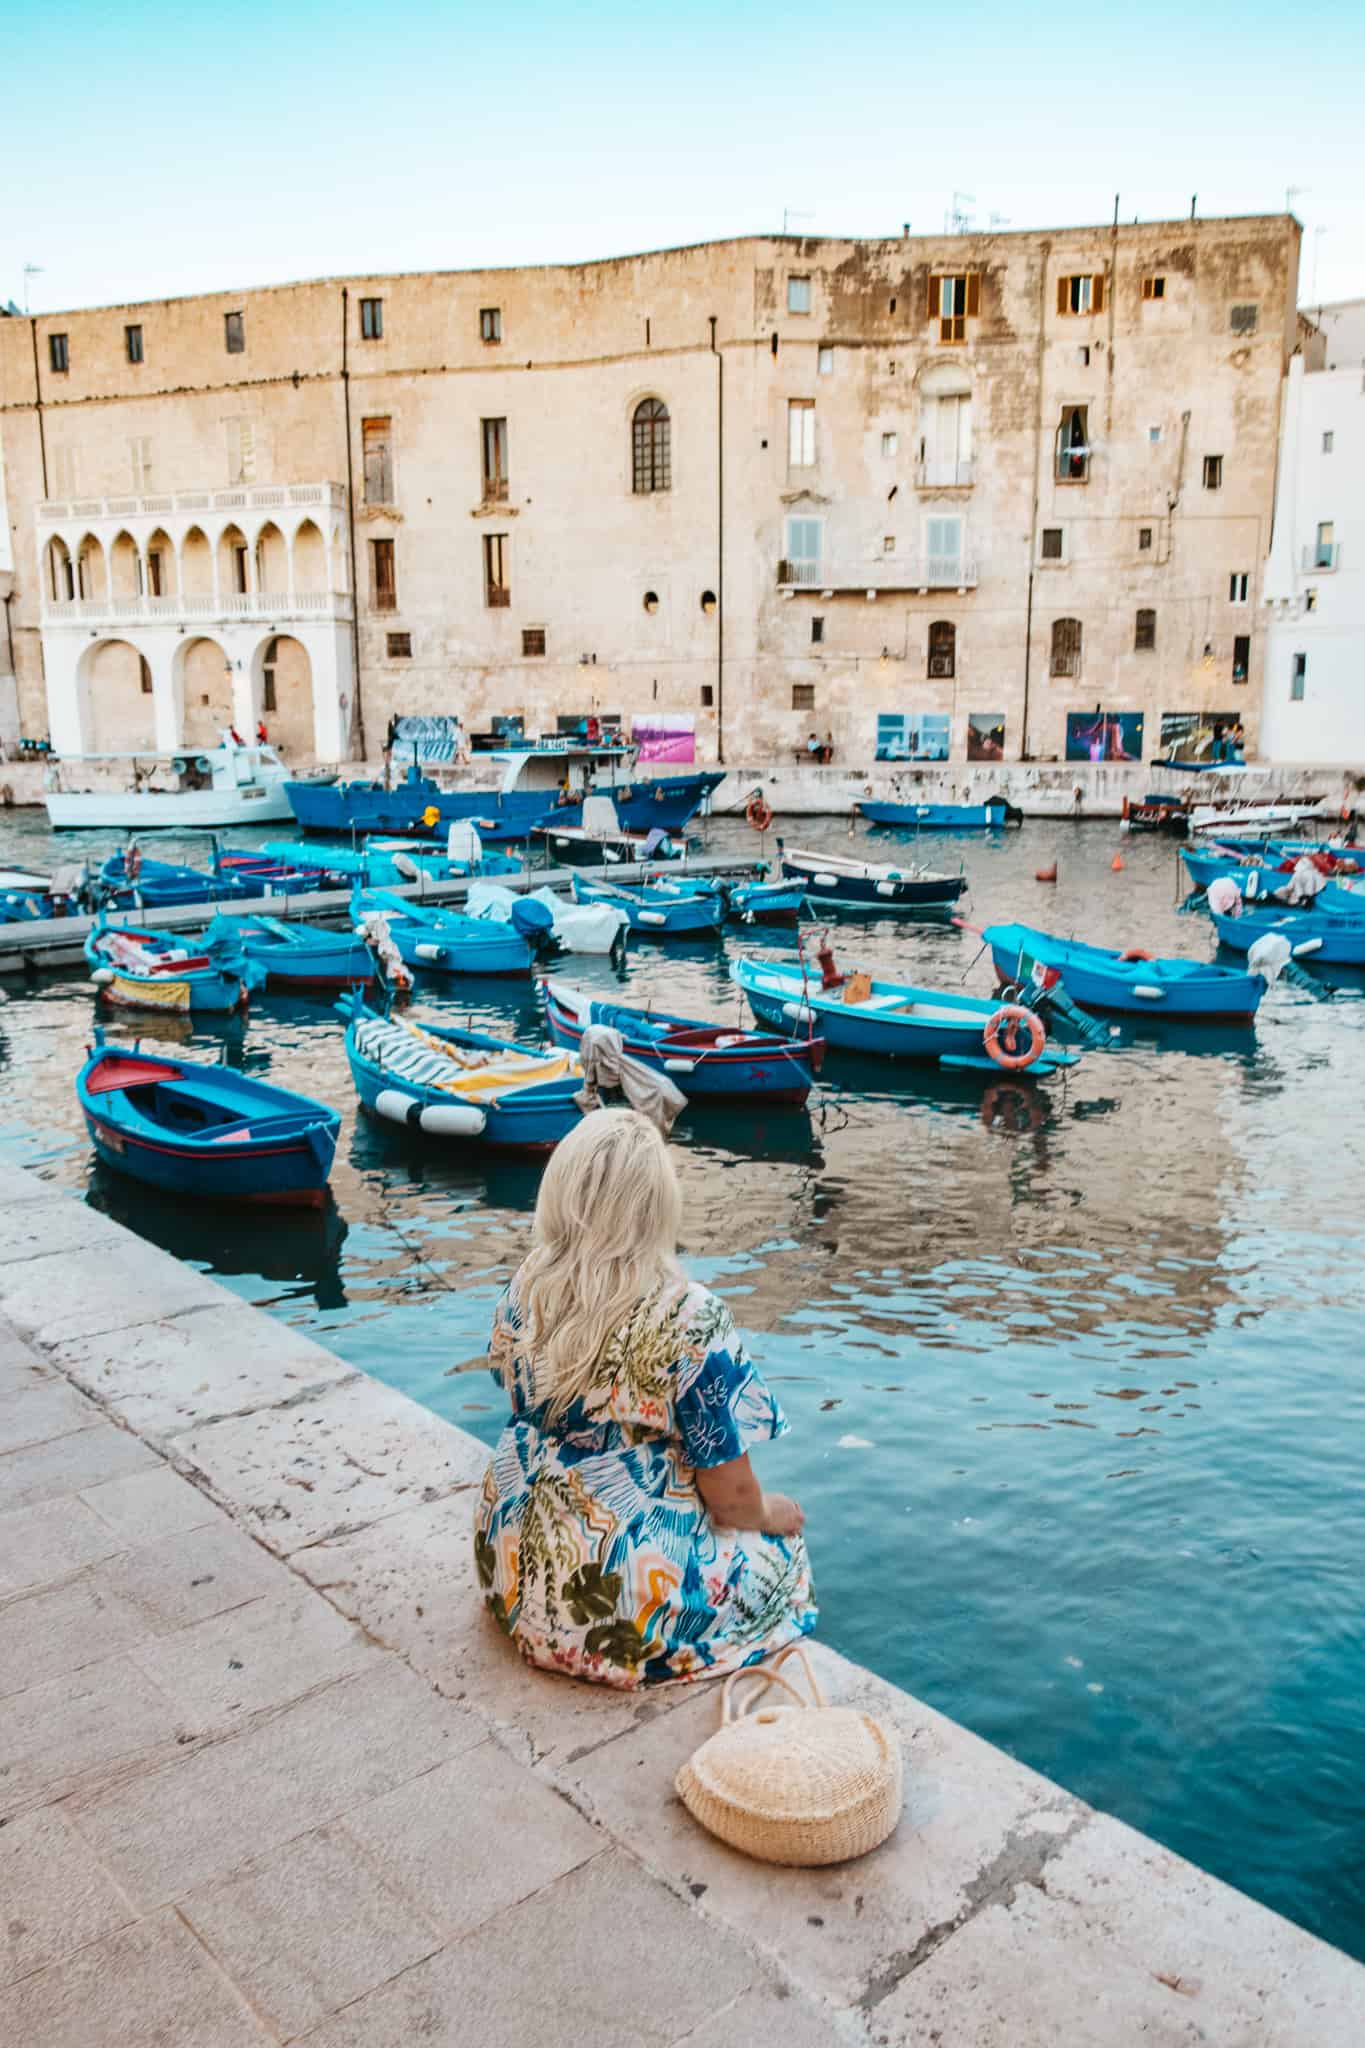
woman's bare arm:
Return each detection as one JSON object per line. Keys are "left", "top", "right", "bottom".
{"left": 695, "top": 1453, "right": 804, "bottom": 1536}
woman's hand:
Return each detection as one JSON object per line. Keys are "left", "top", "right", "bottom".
{"left": 760, "top": 1491, "right": 805, "bottom": 1537}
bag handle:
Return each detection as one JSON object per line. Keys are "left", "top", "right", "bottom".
{"left": 720, "top": 1641, "right": 825, "bottom": 1725}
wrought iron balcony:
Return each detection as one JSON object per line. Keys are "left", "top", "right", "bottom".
{"left": 915, "top": 459, "right": 974, "bottom": 489}
{"left": 778, "top": 554, "right": 979, "bottom": 593}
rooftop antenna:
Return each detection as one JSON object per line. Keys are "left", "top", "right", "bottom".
{"left": 782, "top": 207, "right": 814, "bottom": 237}
{"left": 989, "top": 212, "right": 1011, "bottom": 230}
{"left": 22, "top": 264, "right": 43, "bottom": 315}
{"left": 947, "top": 191, "right": 976, "bottom": 234}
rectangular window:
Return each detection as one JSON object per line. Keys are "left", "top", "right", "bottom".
{"left": 362, "top": 417, "right": 393, "bottom": 505}
{"left": 1057, "top": 274, "right": 1104, "bottom": 316}
{"left": 1142, "top": 275, "right": 1166, "bottom": 301}
{"left": 1041, "top": 527, "right": 1064, "bottom": 562}
{"left": 792, "top": 683, "right": 815, "bottom": 710}
{"left": 928, "top": 272, "right": 980, "bottom": 345}
{"left": 1051, "top": 617, "right": 1083, "bottom": 678}
{"left": 1229, "top": 572, "right": 1249, "bottom": 604}
{"left": 928, "top": 620, "right": 956, "bottom": 678}
{"left": 224, "top": 311, "right": 244, "bottom": 354}
{"left": 817, "top": 345, "right": 834, "bottom": 375}
{"left": 125, "top": 324, "right": 144, "bottom": 364}
{"left": 883, "top": 535, "right": 896, "bottom": 554}
{"left": 1138, "top": 525, "right": 1153, "bottom": 551}
{"left": 925, "top": 515, "right": 963, "bottom": 583}
{"left": 700, "top": 684, "right": 714, "bottom": 707}
{"left": 1203, "top": 455, "right": 1223, "bottom": 490}
{"left": 881, "top": 431, "right": 898, "bottom": 458}
{"left": 129, "top": 438, "right": 153, "bottom": 493}
{"left": 481, "top": 417, "right": 509, "bottom": 500}
{"left": 787, "top": 399, "right": 816, "bottom": 468}
{"left": 147, "top": 549, "right": 165, "bottom": 598}
{"left": 1290, "top": 651, "right": 1306, "bottom": 701}
{"left": 1135, "top": 607, "right": 1156, "bottom": 651}
{"left": 1056, "top": 404, "right": 1089, "bottom": 482}
{"left": 1149, "top": 425, "right": 1162, "bottom": 443}
{"left": 360, "top": 297, "right": 383, "bottom": 340}
{"left": 783, "top": 516, "right": 822, "bottom": 585}
{"left": 480, "top": 306, "right": 501, "bottom": 343}
{"left": 522, "top": 627, "right": 546, "bottom": 656}
{"left": 1316, "top": 521, "right": 1335, "bottom": 567}
{"left": 483, "top": 532, "right": 510, "bottom": 607}
{"left": 232, "top": 543, "right": 249, "bottom": 595}
{"left": 48, "top": 333, "right": 69, "bottom": 373}
{"left": 370, "top": 537, "right": 396, "bottom": 612}
{"left": 1323, "top": 431, "right": 1334, "bottom": 454}
{"left": 1233, "top": 634, "right": 1250, "bottom": 683}
{"left": 811, "top": 615, "right": 824, "bottom": 644}
{"left": 1230, "top": 303, "right": 1259, "bottom": 335}
{"left": 262, "top": 666, "right": 277, "bottom": 712}
{"left": 1079, "top": 346, "right": 1091, "bottom": 366}
{"left": 225, "top": 417, "right": 256, "bottom": 485}
{"left": 386, "top": 632, "right": 412, "bottom": 657}
{"left": 787, "top": 275, "right": 812, "bottom": 314}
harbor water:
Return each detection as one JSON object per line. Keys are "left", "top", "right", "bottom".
{"left": 2, "top": 807, "right": 1363, "bottom": 1960}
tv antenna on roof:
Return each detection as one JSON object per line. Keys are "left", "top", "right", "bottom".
{"left": 947, "top": 192, "right": 976, "bottom": 234}
{"left": 989, "top": 212, "right": 1011, "bottom": 230}
{"left": 22, "top": 264, "right": 43, "bottom": 315}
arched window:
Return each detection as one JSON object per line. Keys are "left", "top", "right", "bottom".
{"left": 1051, "top": 617, "right": 1082, "bottom": 678}
{"left": 632, "top": 399, "right": 671, "bottom": 495}
{"left": 1134, "top": 608, "right": 1156, "bottom": 652}
{"left": 928, "top": 620, "right": 956, "bottom": 678}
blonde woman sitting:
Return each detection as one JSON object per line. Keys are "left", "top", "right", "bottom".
{"left": 475, "top": 1110, "right": 815, "bottom": 1686}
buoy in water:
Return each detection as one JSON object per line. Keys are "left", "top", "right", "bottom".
{"left": 1111, "top": 852, "right": 1125, "bottom": 871}
{"left": 1035, "top": 862, "right": 1058, "bottom": 883}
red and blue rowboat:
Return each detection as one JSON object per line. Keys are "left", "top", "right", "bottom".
{"left": 542, "top": 980, "right": 824, "bottom": 1104}
{"left": 77, "top": 1039, "right": 340, "bottom": 1207}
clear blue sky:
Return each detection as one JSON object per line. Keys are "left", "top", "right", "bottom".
{"left": 4, "top": 0, "right": 1363, "bottom": 314}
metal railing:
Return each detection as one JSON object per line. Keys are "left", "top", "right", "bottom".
{"left": 915, "top": 459, "right": 974, "bottom": 488}
{"left": 37, "top": 483, "right": 347, "bottom": 525}
{"left": 777, "top": 555, "right": 979, "bottom": 592}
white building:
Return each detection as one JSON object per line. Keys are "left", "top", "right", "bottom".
{"left": 0, "top": 422, "right": 16, "bottom": 749}
{"left": 1261, "top": 309, "right": 1365, "bottom": 764}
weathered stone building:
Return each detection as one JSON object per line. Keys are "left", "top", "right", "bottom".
{"left": 0, "top": 216, "right": 1301, "bottom": 767}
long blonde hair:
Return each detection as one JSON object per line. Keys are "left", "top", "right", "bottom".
{"left": 509, "top": 1110, "right": 683, "bottom": 1422}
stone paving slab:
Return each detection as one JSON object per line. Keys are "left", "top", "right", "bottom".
{"left": 0, "top": 1235, "right": 226, "bottom": 1346}
{"left": 0, "top": 1806, "right": 135, "bottom": 1988}
{"left": 0, "top": 1375, "right": 103, "bottom": 1455}
{"left": 0, "top": 1906, "right": 273, "bottom": 2047}
{"left": 0, "top": 1407, "right": 159, "bottom": 1513}
{"left": 127, "top": 1582, "right": 379, "bottom": 1727}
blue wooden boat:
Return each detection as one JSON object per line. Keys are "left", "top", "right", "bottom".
{"left": 340, "top": 992, "right": 583, "bottom": 1152}
{"left": 350, "top": 887, "right": 539, "bottom": 976}
{"left": 541, "top": 980, "right": 824, "bottom": 1104}
{"left": 604, "top": 870, "right": 804, "bottom": 925}
{"left": 857, "top": 797, "right": 1021, "bottom": 831}
{"left": 257, "top": 838, "right": 520, "bottom": 886}
{"left": 570, "top": 873, "right": 725, "bottom": 936}
{"left": 99, "top": 847, "right": 336, "bottom": 910}
{"left": 777, "top": 843, "right": 967, "bottom": 915}
{"left": 232, "top": 915, "right": 378, "bottom": 991}
{"left": 1209, "top": 903, "right": 1365, "bottom": 966}
{"left": 730, "top": 954, "right": 1076, "bottom": 1072}
{"left": 983, "top": 921, "right": 1267, "bottom": 1020}
{"left": 85, "top": 916, "right": 264, "bottom": 1015}
{"left": 77, "top": 1036, "right": 339, "bottom": 1206}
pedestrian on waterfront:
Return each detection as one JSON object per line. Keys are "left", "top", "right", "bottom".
{"left": 821, "top": 729, "right": 835, "bottom": 764}
{"left": 474, "top": 1110, "right": 815, "bottom": 1686}
{"left": 806, "top": 731, "right": 821, "bottom": 759}
{"left": 383, "top": 712, "right": 400, "bottom": 788}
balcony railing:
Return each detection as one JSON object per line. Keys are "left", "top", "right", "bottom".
{"left": 915, "top": 459, "right": 974, "bottom": 489}
{"left": 42, "top": 589, "right": 354, "bottom": 627}
{"left": 37, "top": 483, "right": 348, "bottom": 525}
{"left": 1302, "top": 544, "right": 1339, "bottom": 572}
{"left": 778, "top": 556, "right": 979, "bottom": 593}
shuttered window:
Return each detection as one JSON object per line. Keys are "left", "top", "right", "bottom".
{"left": 1135, "top": 608, "right": 1156, "bottom": 652}
{"left": 1051, "top": 618, "right": 1083, "bottom": 677}
{"left": 225, "top": 311, "right": 245, "bottom": 353}
{"left": 787, "top": 399, "right": 816, "bottom": 468}
{"left": 925, "top": 274, "right": 980, "bottom": 344}
{"left": 1057, "top": 274, "right": 1105, "bottom": 316}
{"left": 362, "top": 418, "right": 394, "bottom": 505}
{"left": 484, "top": 533, "right": 510, "bottom": 607}
{"left": 481, "top": 418, "right": 508, "bottom": 500}
{"left": 370, "top": 538, "right": 396, "bottom": 612}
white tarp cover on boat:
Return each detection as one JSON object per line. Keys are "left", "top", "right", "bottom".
{"left": 466, "top": 880, "right": 628, "bottom": 954}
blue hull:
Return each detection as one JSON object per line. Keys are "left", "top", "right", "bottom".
{"left": 542, "top": 990, "right": 822, "bottom": 1103}
{"left": 234, "top": 920, "right": 377, "bottom": 989}
{"left": 1210, "top": 907, "right": 1365, "bottom": 966}
{"left": 779, "top": 857, "right": 967, "bottom": 915}
{"left": 985, "top": 921, "right": 1265, "bottom": 1019}
{"left": 352, "top": 888, "right": 534, "bottom": 976}
{"left": 77, "top": 1043, "right": 338, "bottom": 1206}
{"left": 859, "top": 799, "right": 1016, "bottom": 830}
{"left": 343, "top": 1001, "right": 582, "bottom": 1151}
{"left": 287, "top": 770, "right": 723, "bottom": 841}
{"left": 571, "top": 875, "right": 725, "bottom": 936}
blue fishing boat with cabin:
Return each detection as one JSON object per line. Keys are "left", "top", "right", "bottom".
{"left": 730, "top": 953, "right": 1076, "bottom": 1073}
{"left": 857, "top": 797, "right": 1022, "bottom": 831}
{"left": 1208, "top": 901, "right": 1365, "bottom": 966}
{"left": 84, "top": 915, "right": 264, "bottom": 1015}
{"left": 230, "top": 915, "right": 378, "bottom": 992}
{"left": 983, "top": 921, "right": 1267, "bottom": 1020}
{"left": 77, "top": 1036, "right": 340, "bottom": 1207}
{"left": 777, "top": 843, "right": 968, "bottom": 915}
{"left": 570, "top": 873, "right": 725, "bottom": 936}
{"left": 541, "top": 980, "right": 824, "bottom": 1104}
{"left": 350, "top": 886, "right": 545, "bottom": 976}
{"left": 340, "top": 991, "right": 583, "bottom": 1152}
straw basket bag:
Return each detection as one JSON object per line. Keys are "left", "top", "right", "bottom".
{"left": 675, "top": 1644, "right": 902, "bottom": 1867}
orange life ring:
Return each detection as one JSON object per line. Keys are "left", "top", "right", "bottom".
{"left": 746, "top": 795, "right": 774, "bottom": 833}
{"left": 1119, "top": 948, "right": 1152, "bottom": 962}
{"left": 983, "top": 1004, "right": 1046, "bottom": 1071}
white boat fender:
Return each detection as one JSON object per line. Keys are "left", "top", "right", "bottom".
{"left": 1132, "top": 984, "right": 1166, "bottom": 1000}
{"left": 875, "top": 880, "right": 899, "bottom": 896}
{"left": 663, "top": 1057, "right": 696, "bottom": 1074}
{"left": 812, "top": 872, "right": 839, "bottom": 887}
{"left": 414, "top": 942, "right": 445, "bottom": 962}
{"left": 637, "top": 910, "right": 667, "bottom": 926}
{"left": 90, "top": 968, "right": 115, "bottom": 986}
{"left": 373, "top": 1087, "right": 486, "bottom": 1136}
{"left": 1291, "top": 936, "right": 1324, "bottom": 957}
{"left": 781, "top": 1000, "right": 815, "bottom": 1022}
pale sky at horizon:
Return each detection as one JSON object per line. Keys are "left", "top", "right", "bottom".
{"left": 4, "top": 0, "right": 1364, "bottom": 317}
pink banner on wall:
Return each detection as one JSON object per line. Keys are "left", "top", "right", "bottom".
{"left": 632, "top": 714, "right": 696, "bottom": 764}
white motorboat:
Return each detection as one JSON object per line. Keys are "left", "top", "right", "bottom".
{"left": 43, "top": 735, "right": 304, "bottom": 830}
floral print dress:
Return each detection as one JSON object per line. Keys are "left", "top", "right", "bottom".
{"left": 474, "top": 1275, "right": 817, "bottom": 1687}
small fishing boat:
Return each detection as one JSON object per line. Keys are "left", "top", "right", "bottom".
{"left": 46, "top": 738, "right": 296, "bottom": 830}
{"left": 85, "top": 916, "right": 263, "bottom": 1015}
{"left": 983, "top": 921, "right": 1267, "bottom": 1020}
{"left": 857, "top": 797, "right": 1022, "bottom": 830}
{"left": 729, "top": 953, "right": 1074, "bottom": 1072}
{"left": 570, "top": 873, "right": 725, "bottom": 936}
{"left": 464, "top": 881, "right": 630, "bottom": 955}
{"left": 341, "top": 993, "right": 583, "bottom": 1151}
{"left": 542, "top": 981, "right": 824, "bottom": 1103}
{"left": 350, "top": 887, "right": 541, "bottom": 976}
{"left": 778, "top": 843, "right": 968, "bottom": 915}
{"left": 1121, "top": 794, "right": 1191, "bottom": 837}
{"left": 256, "top": 837, "right": 520, "bottom": 887}
{"left": 533, "top": 793, "right": 682, "bottom": 867}
{"left": 233, "top": 916, "right": 378, "bottom": 992}
{"left": 724, "top": 876, "right": 806, "bottom": 924}
{"left": 1209, "top": 902, "right": 1365, "bottom": 966}
{"left": 77, "top": 1035, "right": 339, "bottom": 1206}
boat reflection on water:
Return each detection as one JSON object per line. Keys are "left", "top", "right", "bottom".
{"left": 347, "top": 1115, "right": 551, "bottom": 1214}
{"left": 676, "top": 1100, "right": 818, "bottom": 1167}
{"left": 85, "top": 1164, "right": 350, "bottom": 1310}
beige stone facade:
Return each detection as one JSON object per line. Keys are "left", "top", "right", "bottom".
{"left": 0, "top": 216, "right": 1300, "bottom": 766}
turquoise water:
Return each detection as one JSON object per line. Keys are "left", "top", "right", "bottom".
{"left": 3, "top": 811, "right": 1364, "bottom": 1957}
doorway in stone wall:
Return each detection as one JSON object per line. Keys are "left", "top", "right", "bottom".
{"left": 177, "top": 636, "right": 234, "bottom": 751}
{"left": 257, "top": 635, "right": 314, "bottom": 757}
